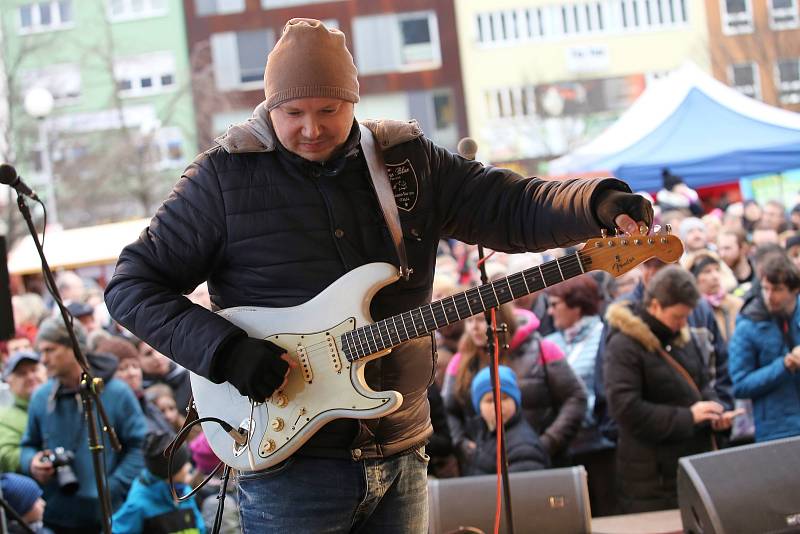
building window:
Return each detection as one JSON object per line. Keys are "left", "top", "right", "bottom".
{"left": 474, "top": 1, "right": 688, "bottom": 45}
{"left": 260, "top": 0, "right": 344, "bottom": 8}
{"left": 18, "top": 1, "right": 73, "bottom": 34}
{"left": 108, "top": 0, "right": 166, "bottom": 21}
{"left": 769, "top": 0, "right": 799, "bottom": 29}
{"left": 20, "top": 64, "right": 81, "bottom": 104}
{"left": 433, "top": 93, "right": 454, "bottom": 130}
{"left": 353, "top": 11, "right": 441, "bottom": 75}
{"left": 115, "top": 52, "right": 176, "bottom": 97}
{"left": 776, "top": 58, "right": 800, "bottom": 104}
{"left": 721, "top": 0, "right": 753, "bottom": 34}
{"left": 210, "top": 29, "right": 274, "bottom": 90}
{"left": 195, "top": 0, "right": 244, "bottom": 16}
{"left": 485, "top": 86, "right": 537, "bottom": 119}
{"left": 729, "top": 62, "right": 760, "bottom": 99}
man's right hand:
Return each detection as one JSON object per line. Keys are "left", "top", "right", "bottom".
{"left": 690, "top": 401, "right": 724, "bottom": 424}
{"left": 215, "top": 337, "right": 295, "bottom": 402}
{"left": 784, "top": 347, "right": 800, "bottom": 372}
{"left": 30, "top": 451, "right": 54, "bottom": 484}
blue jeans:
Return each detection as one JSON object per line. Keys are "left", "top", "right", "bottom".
{"left": 237, "top": 446, "right": 429, "bottom": 533}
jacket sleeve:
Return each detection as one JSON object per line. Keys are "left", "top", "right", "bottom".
{"left": 426, "top": 385, "right": 453, "bottom": 457}
{"left": 729, "top": 319, "right": 791, "bottom": 399}
{"left": 19, "top": 392, "right": 45, "bottom": 476}
{"left": 111, "top": 498, "right": 144, "bottom": 534}
{"left": 540, "top": 357, "right": 588, "bottom": 455}
{"left": 106, "top": 384, "right": 147, "bottom": 506}
{"left": 104, "top": 154, "right": 245, "bottom": 379}
{"left": 0, "top": 417, "right": 21, "bottom": 473}
{"left": 507, "top": 423, "right": 550, "bottom": 473}
{"left": 425, "top": 138, "right": 630, "bottom": 251}
{"left": 441, "top": 372, "right": 471, "bottom": 452}
{"left": 604, "top": 336, "right": 695, "bottom": 443}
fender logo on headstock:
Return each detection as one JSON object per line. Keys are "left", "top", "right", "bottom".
{"left": 612, "top": 255, "right": 635, "bottom": 273}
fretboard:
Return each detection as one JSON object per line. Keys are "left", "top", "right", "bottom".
{"left": 340, "top": 250, "right": 592, "bottom": 362}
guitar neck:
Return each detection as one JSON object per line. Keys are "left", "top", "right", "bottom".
{"left": 341, "top": 250, "right": 592, "bottom": 361}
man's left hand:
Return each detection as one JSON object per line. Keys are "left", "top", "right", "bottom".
{"left": 595, "top": 189, "right": 654, "bottom": 235}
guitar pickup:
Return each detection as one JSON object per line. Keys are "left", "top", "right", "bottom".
{"left": 327, "top": 333, "right": 342, "bottom": 372}
{"left": 296, "top": 343, "right": 313, "bottom": 383}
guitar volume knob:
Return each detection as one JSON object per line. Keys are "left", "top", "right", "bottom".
{"left": 271, "top": 418, "right": 285, "bottom": 431}
{"left": 272, "top": 393, "right": 288, "bottom": 407}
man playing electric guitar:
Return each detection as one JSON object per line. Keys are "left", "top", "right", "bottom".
{"left": 105, "top": 18, "right": 653, "bottom": 534}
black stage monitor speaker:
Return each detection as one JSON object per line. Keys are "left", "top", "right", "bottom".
{"left": 678, "top": 435, "right": 800, "bottom": 534}
{"left": 0, "top": 236, "right": 13, "bottom": 340}
{"left": 428, "top": 466, "right": 591, "bottom": 534}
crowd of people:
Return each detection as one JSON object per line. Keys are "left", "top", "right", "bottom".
{"left": 2, "top": 173, "right": 800, "bottom": 531}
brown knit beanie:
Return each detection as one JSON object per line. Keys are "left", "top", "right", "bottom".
{"left": 265, "top": 18, "right": 359, "bottom": 110}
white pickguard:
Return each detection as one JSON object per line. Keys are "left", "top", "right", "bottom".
{"left": 190, "top": 262, "right": 404, "bottom": 472}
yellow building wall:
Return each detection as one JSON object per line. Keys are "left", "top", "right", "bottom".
{"left": 454, "top": 0, "right": 711, "bottom": 166}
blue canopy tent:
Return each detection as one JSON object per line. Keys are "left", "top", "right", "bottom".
{"left": 549, "top": 63, "right": 800, "bottom": 191}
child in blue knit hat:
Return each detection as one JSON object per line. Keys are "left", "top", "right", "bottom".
{"left": 466, "top": 366, "right": 550, "bottom": 476}
{"left": 0, "top": 472, "right": 52, "bottom": 533}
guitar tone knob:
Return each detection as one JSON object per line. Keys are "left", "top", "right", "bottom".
{"left": 272, "top": 393, "right": 288, "bottom": 407}
{"left": 261, "top": 439, "right": 276, "bottom": 454}
{"left": 271, "top": 418, "right": 284, "bottom": 431}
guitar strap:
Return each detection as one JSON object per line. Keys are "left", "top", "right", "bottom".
{"left": 655, "top": 346, "right": 718, "bottom": 451}
{"left": 359, "top": 123, "right": 413, "bottom": 281}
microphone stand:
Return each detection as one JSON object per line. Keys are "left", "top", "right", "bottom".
{"left": 476, "top": 246, "right": 515, "bottom": 534}
{"left": 14, "top": 193, "right": 120, "bottom": 534}
{"left": 459, "top": 137, "right": 514, "bottom": 534}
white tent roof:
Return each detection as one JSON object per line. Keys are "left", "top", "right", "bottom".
{"left": 8, "top": 218, "right": 149, "bottom": 275}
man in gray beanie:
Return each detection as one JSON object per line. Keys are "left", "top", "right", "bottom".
{"left": 106, "top": 18, "right": 652, "bottom": 533}
{"left": 20, "top": 317, "right": 146, "bottom": 532}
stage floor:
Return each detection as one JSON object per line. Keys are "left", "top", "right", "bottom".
{"left": 592, "top": 509, "right": 682, "bottom": 534}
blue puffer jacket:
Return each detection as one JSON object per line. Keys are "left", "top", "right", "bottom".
{"left": 729, "top": 295, "right": 800, "bottom": 442}
{"left": 20, "top": 353, "right": 146, "bottom": 529}
{"left": 112, "top": 470, "right": 205, "bottom": 534}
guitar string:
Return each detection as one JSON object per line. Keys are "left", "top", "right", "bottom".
{"left": 281, "top": 243, "right": 654, "bottom": 365}
{"left": 274, "top": 250, "right": 601, "bottom": 362}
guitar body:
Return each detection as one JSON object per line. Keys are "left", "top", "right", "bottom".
{"left": 190, "top": 262, "right": 403, "bottom": 472}
{"left": 190, "top": 230, "right": 683, "bottom": 472}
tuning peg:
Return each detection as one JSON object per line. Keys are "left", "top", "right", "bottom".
{"left": 600, "top": 228, "right": 607, "bottom": 238}
{"left": 652, "top": 224, "right": 662, "bottom": 234}
{"left": 638, "top": 223, "right": 649, "bottom": 235}
{"left": 665, "top": 224, "right": 672, "bottom": 235}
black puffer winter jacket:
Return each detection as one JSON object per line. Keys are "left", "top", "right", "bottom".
{"left": 105, "top": 103, "right": 624, "bottom": 459}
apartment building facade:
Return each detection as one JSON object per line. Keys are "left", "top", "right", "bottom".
{"left": 2, "top": 0, "right": 198, "bottom": 227}
{"left": 707, "top": 0, "right": 800, "bottom": 110}
{"left": 455, "top": 0, "right": 711, "bottom": 174}
{"left": 183, "top": 0, "right": 467, "bottom": 150}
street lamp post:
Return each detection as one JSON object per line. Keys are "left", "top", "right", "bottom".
{"left": 23, "top": 87, "right": 57, "bottom": 225}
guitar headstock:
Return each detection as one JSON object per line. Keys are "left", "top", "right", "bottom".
{"left": 582, "top": 225, "right": 684, "bottom": 278}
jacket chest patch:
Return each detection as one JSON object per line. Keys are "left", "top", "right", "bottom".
{"left": 386, "top": 159, "right": 419, "bottom": 212}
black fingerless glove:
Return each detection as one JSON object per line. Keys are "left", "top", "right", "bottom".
{"left": 212, "top": 335, "right": 289, "bottom": 402}
{"left": 594, "top": 188, "right": 654, "bottom": 233}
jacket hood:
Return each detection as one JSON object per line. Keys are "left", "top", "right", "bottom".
{"left": 740, "top": 291, "right": 800, "bottom": 324}
{"left": 214, "top": 102, "right": 424, "bottom": 154}
{"left": 88, "top": 351, "right": 119, "bottom": 382}
{"left": 740, "top": 292, "right": 772, "bottom": 322}
{"left": 605, "top": 301, "right": 690, "bottom": 352}
{"left": 510, "top": 308, "right": 539, "bottom": 351}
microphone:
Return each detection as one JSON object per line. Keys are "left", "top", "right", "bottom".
{"left": 0, "top": 164, "right": 39, "bottom": 201}
{"left": 457, "top": 137, "right": 478, "bottom": 161}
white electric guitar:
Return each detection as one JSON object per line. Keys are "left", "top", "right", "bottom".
{"left": 190, "top": 229, "right": 683, "bottom": 471}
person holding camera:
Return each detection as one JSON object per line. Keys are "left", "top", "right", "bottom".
{"left": 20, "top": 318, "right": 146, "bottom": 534}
